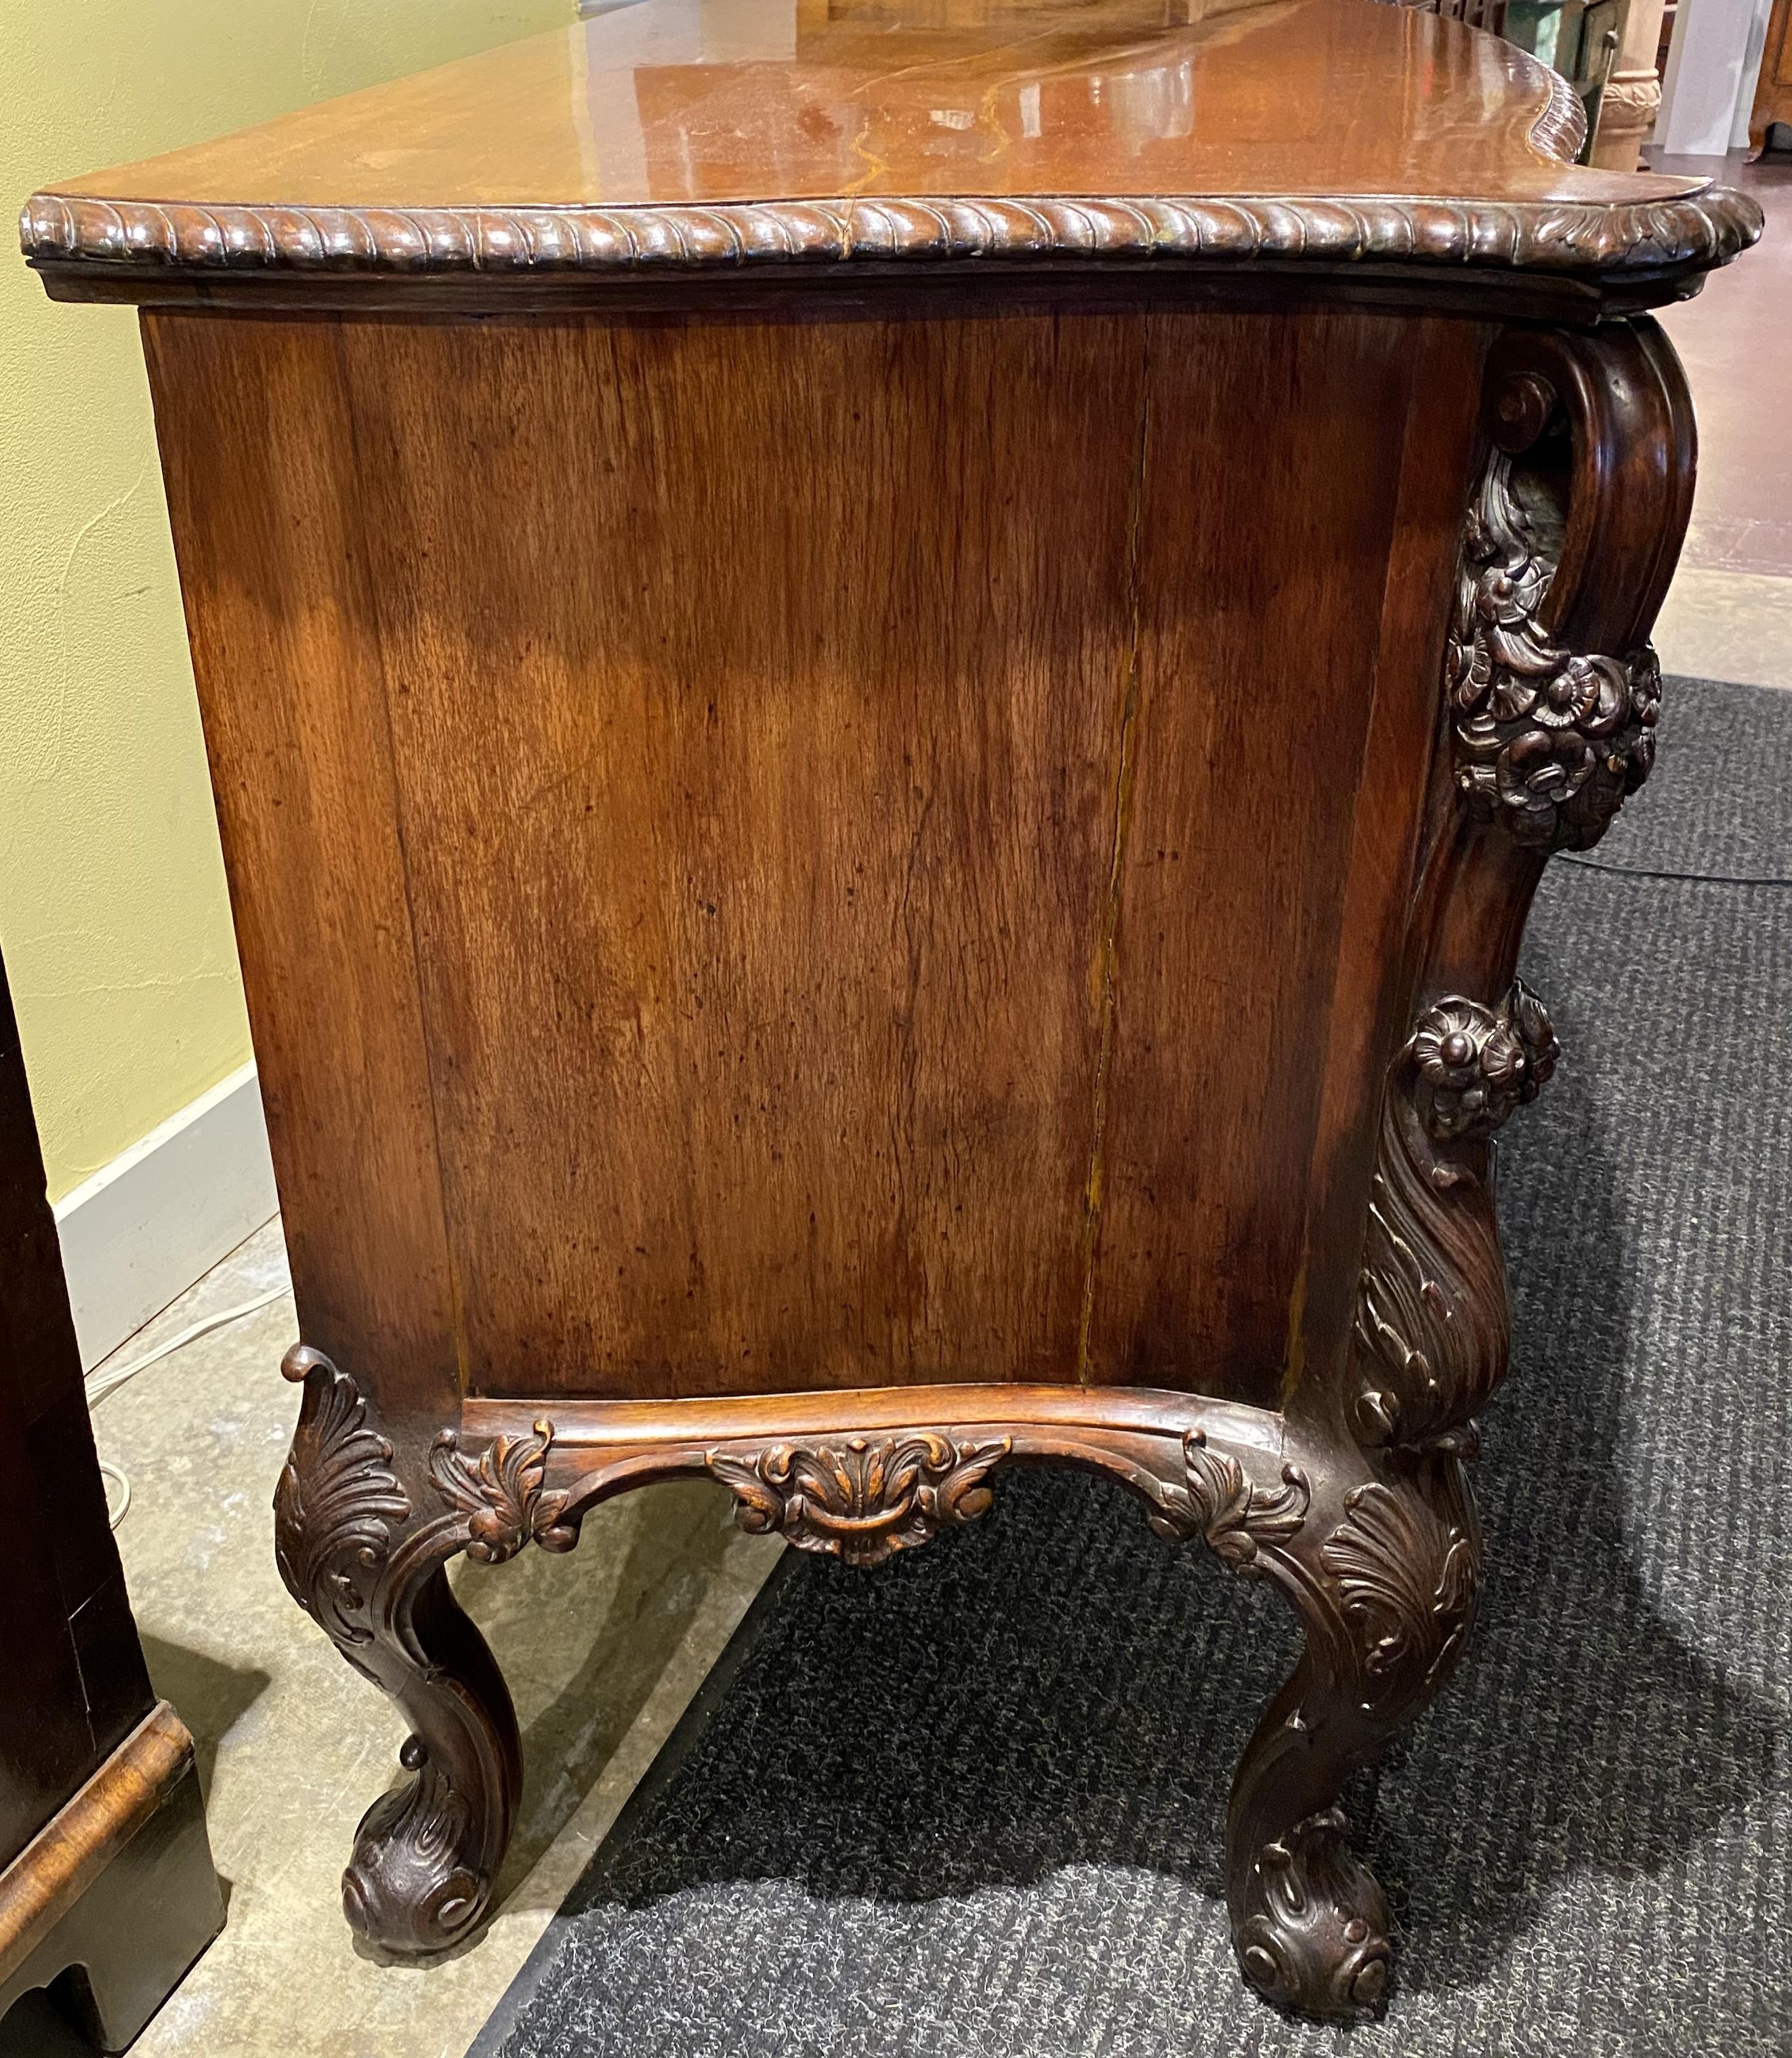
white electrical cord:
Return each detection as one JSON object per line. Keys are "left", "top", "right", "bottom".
{"left": 88, "top": 1283, "right": 291, "bottom": 1530}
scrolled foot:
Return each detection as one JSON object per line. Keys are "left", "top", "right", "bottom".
{"left": 1233, "top": 1806, "right": 1392, "bottom": 2023}
{"left": 341, "top": 1734, "right": 488, "bottom": 1955}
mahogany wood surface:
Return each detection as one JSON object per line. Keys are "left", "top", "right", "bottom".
{"left": 27, "top": 0, "right": 1644, "bottom": 211}
{"left": 20, "top": 0, "right": 1760, "bottom": 310}
{"left": 146, "top": 297, "right": 1483, "bottom": 1412}
{"left": 26, "top": 0, "right": 1755, "bottom": 2025}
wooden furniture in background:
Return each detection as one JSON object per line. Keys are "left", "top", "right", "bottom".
{"left": 1750, "top": 0, "right": 1792, "bottom": 156}
{"left": 22, "top": 0, "right": 1757, "bottom": 2022}
{"left": 0, "top": 958, "right": 223, "bottom": 2051}
{"left": 1583, "top": 0, "right": 1667, "bottom": 167}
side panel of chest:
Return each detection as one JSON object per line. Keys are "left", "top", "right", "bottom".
{"left": 144, "top": 299, "right": 1481, "bottom": 1407}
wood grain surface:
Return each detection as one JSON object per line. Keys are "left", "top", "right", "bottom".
{"left": 23, "top": 0, "right": 1762, "bottom": 314}
{"left": 143, "top": 315, "right": 464, "bottom": 1416}
{"left": 142, "top": 297, "right": 1489, "bottom": 1408}
{"left": 342, "top": 306, "right": 1141, "bottom": 1397}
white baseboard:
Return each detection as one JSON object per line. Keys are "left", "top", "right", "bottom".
{"left": 53, "top": 1062, "right": 280, "bottom": 1370}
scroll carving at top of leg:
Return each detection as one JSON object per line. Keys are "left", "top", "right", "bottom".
{"left": 273, "top": 1345, "right": 409, "bottom": 1671}
{"left": 1448, "top": 319, "right": 1693, "bottom": 859}
{"left": 1146, "top": 1429, "right": 1310, "bottom": 1570}
{"left": 430, "top": 1419, "right": 582, "bottom": 1562}
{"left": 274, "top": 1345, "right": 525, "bottom": 1958}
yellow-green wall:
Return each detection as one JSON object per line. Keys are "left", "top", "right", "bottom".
{"left": 1, "top": 0, "right": 572, "bottom": 1201}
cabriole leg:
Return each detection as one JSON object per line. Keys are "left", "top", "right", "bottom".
{"left": 273, "top": 1347, "right": 543, "bottom": 1955}
{"left": 1218, "top": 1447, "right": 1481, "bottom": 2021}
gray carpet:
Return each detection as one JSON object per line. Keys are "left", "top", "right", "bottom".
{"left": 480, "top": 677, "right": 1792, "bottom": 2058}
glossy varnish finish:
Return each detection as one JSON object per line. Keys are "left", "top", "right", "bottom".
{"left": 147, "top": 299, "right": 1479, "bottom": 1409}
{"left": 29, "top": 0, "right": 1755, "bottom": 2027}
{"left": 1089, "top": 307, "right": 1482, "bottom": 1391}
{"left": 22, "top": 0, "right": 1759, "bottom": 304}
{"left": 27, "top": 0, "right": 1626, "bottom": 209}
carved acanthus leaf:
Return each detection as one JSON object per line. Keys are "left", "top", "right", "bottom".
{"left": 1353, "top": 982, "right": 1555, "bottom": 1446}
{"left": 1449, "top": 450, "right": 1662, "bottom": 851}
{"left": 1320, "top": 1477, "right": 1480, "bottom": 1713}
{"left": 429, "top": 1420, "right": 579, "bottom": 1564}
{"left": 1149, "top": 1431, "right": 1311, "bottom": 1572}
{"left": 1598, "top": 75, "right": 1664, "bottom": 123}
{"left": 274, "top": 1345, "right": 409, "bottom": 1647}
{"left": 708, "top": 1433, "right": 1009, "bottom": 1568}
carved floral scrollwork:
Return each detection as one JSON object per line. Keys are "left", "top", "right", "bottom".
{"left": 274, "top": 1344, "right": 409, "bottom": 1650}
{"left": 1353, "top": 982, "right": 1556, "bottom": 1448}
{"left": 1148, "top": 1431, "right": 1312, "bottom": 1571}
{"left": 708, "top": 1433, "right": 1009, "bottom": 1568}
{"left": 1449, "top": 451, "right": 1662, "bottom": 852}
{"left": 429, "top": 1420, "right": 581, "bottom": 1563}
{"left": 341, "top": 1734, "right": 481, "bottom": 1954}
{"left": 1320, "top": 1475, "right": 1480, "bottom": 1715}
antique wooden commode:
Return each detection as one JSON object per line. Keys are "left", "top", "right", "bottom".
{"left": 24, "top": 0, "right": 1758, "bottom": 2019}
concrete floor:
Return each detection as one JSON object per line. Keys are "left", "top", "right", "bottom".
{"left": 1652, "top": 151, "right": 1792, "bottom": 686}
{"left": 22, "top": 144, "right": 1792, "bottom": 2058}
{"left": 80, "top": 1223, "right": 780, "bottom": 2058}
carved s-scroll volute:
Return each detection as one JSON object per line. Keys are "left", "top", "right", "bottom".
{"left": 1448, "top": 453, "right": 1662, "bottom": 852}
{"left": 1447, "top": 322, "right": 1690, "bottom": 860}
{"left": 1354, "top": 321, "right": 1694, "bottom": 1454}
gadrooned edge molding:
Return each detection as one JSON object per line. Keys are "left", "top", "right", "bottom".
{"left": 1527, "top": 64, "right": 1588, "bottom": 164}
{"left": 18, "top": 187, "right": 1764, "bottom": 285}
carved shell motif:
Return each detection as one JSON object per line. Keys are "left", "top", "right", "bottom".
{"left": 1320, "top": 1477, "right": 1480, "bottom": 1715}
{"left": 1148, "top": 1431, "right": 1311, "bottom": 1571}
{"left": 708, "top": 1433, "right": 1009, "bottom": 1568}
{"left": 429, "top": 1421, "right": 580, "bottom": 1563}
{"left": 273, "top": 1347, "right": 409, "bottom": 1647}
{"left": 1449, "top": 453, "right": 1662, "bottom": 851}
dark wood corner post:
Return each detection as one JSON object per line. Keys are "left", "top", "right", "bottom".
{"left": 1215, "top": 314, "right": 1696, "bottom": 2021}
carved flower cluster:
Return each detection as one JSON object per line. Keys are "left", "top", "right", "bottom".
{"left": 1449, "top": 459, "right": 1661, "bottom": 851}
{"left": 1411, "top": 981, "right": 1558, "bottom": 1141}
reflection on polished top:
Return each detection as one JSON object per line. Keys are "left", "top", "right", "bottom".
{"left": 20, "top": 0, "right": 1763, "bottom": 287}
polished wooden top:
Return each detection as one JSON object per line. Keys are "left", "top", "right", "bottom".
{"left": 21, "top": 0, "right": 1759, "bottom": 293}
